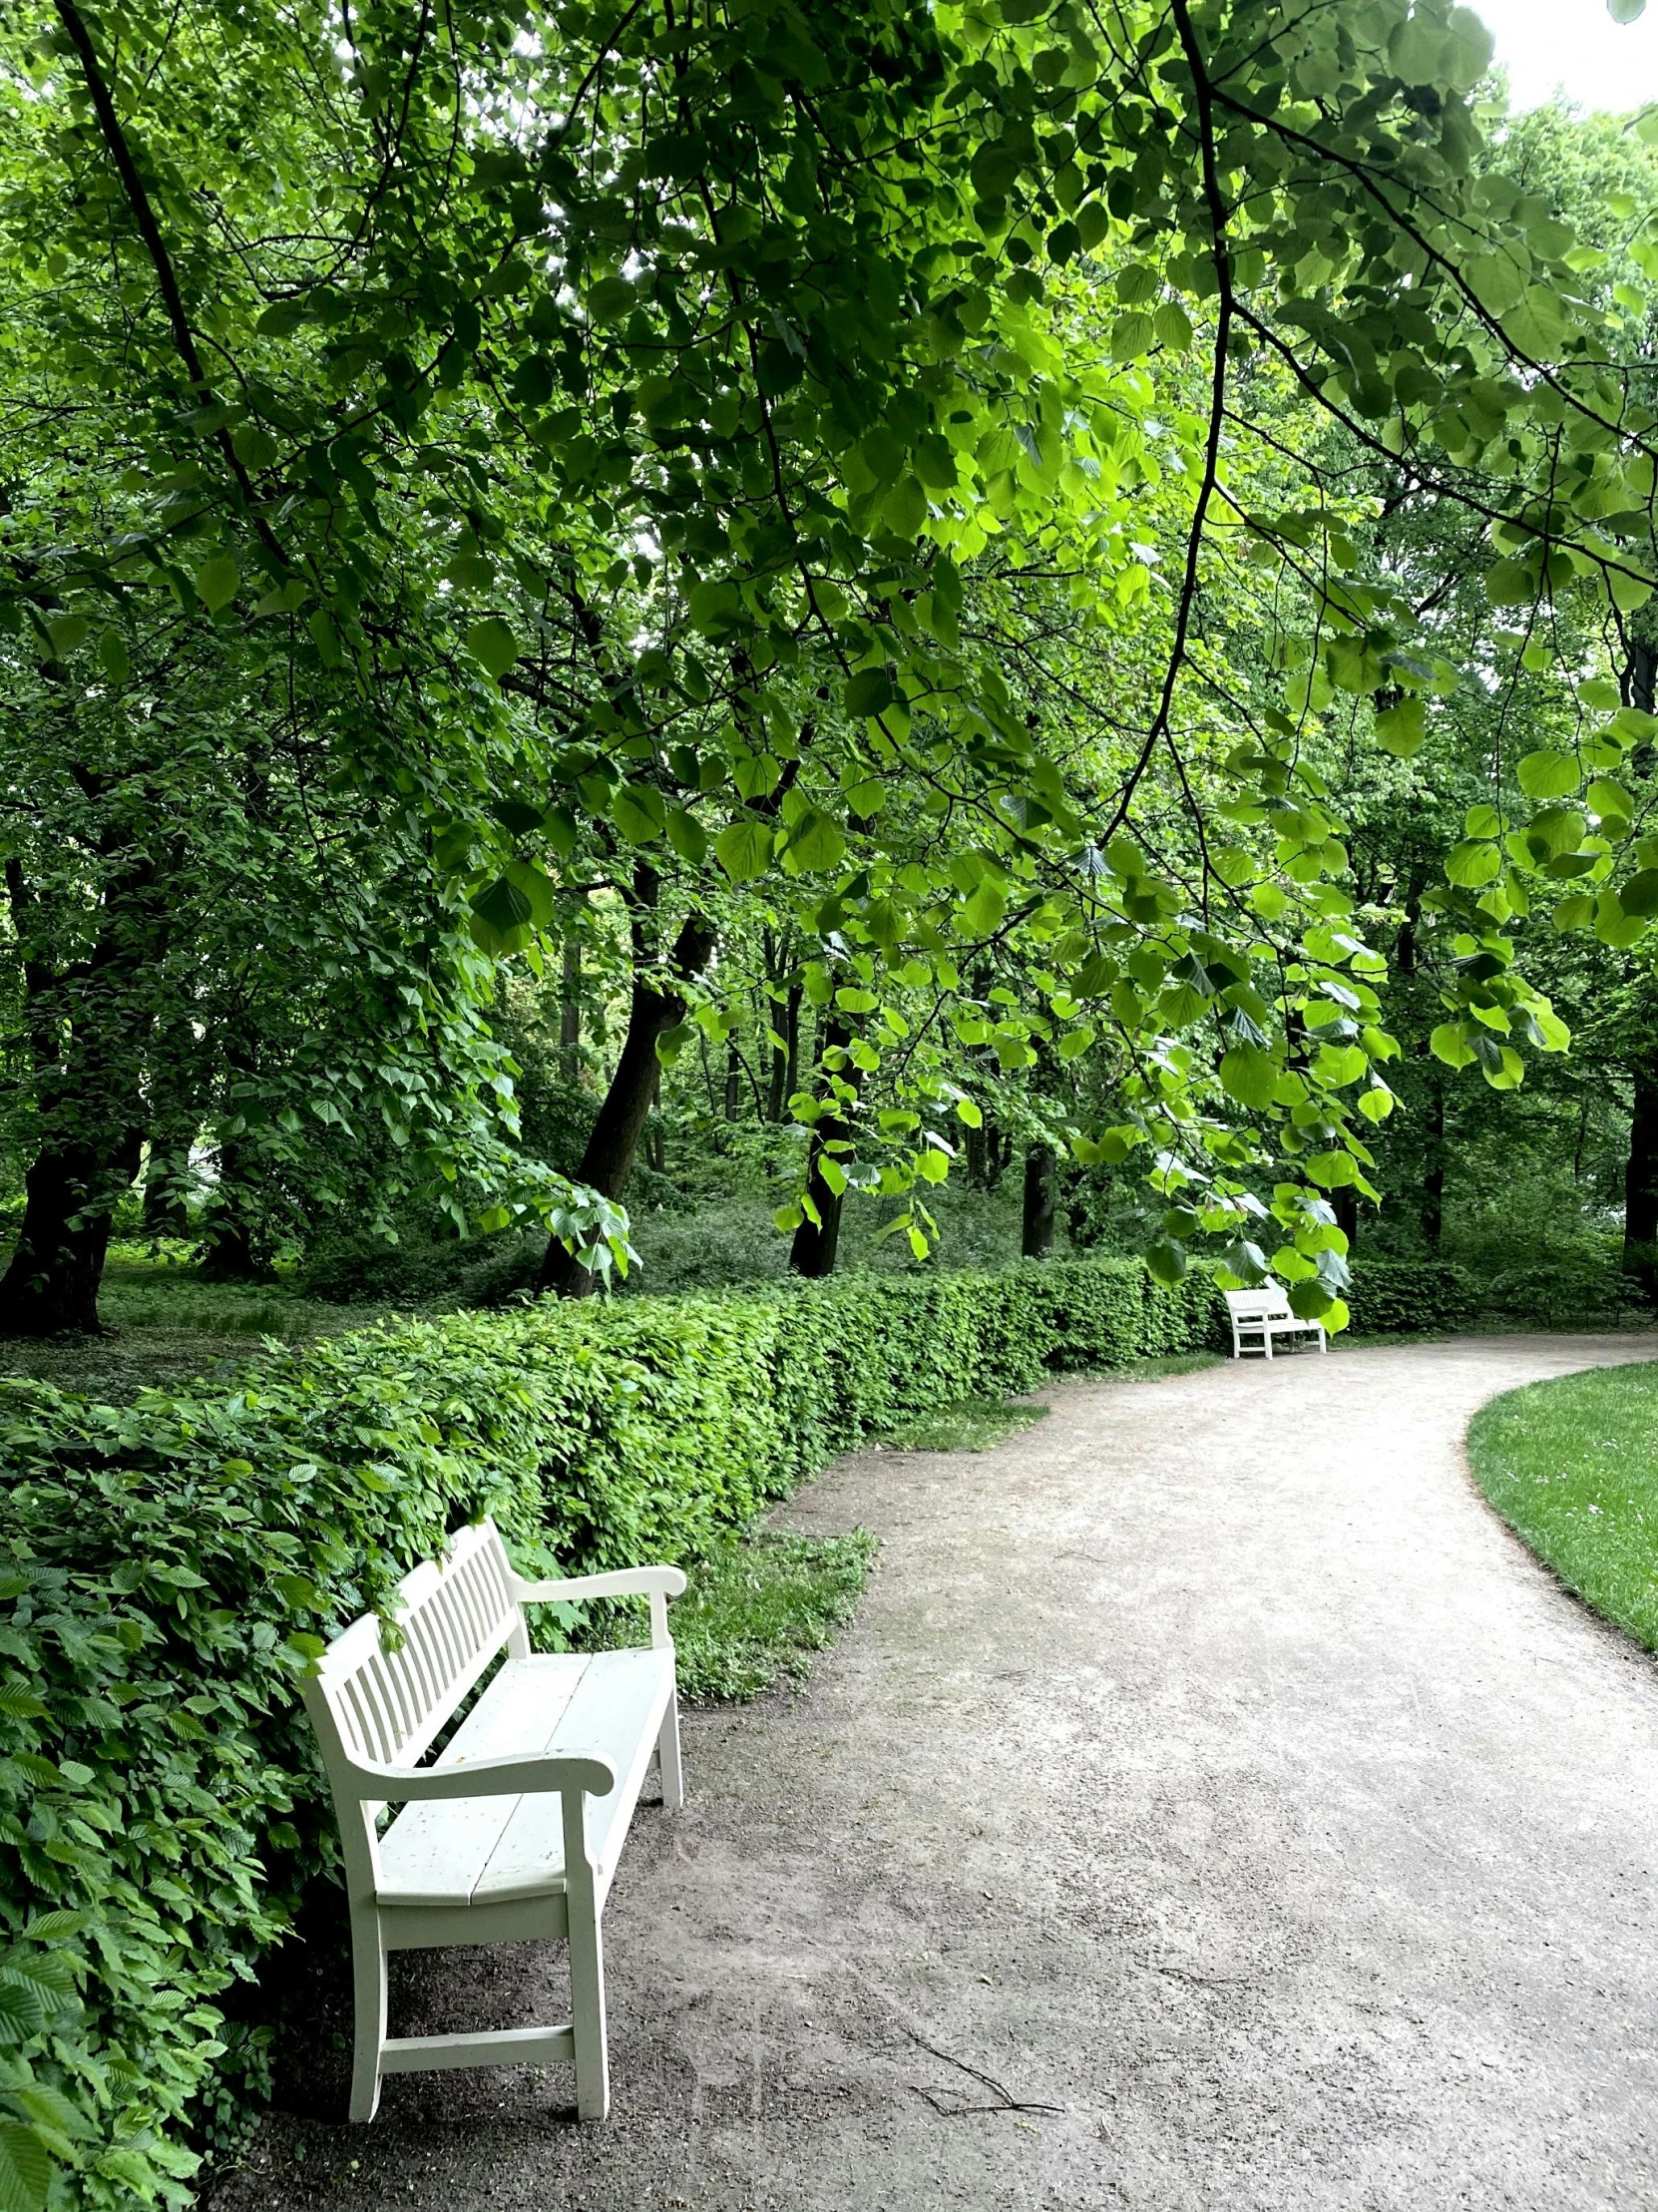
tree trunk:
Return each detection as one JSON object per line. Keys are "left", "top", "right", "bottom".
{"left": 1331, "top": 1185, "right": 1359, "bottom": 1251}
{"left": 1021, "top": 1143, "right": 1057, "bottom": 1259}
{"left": 724, "top": 1042, "right": 742, "bottom": 1121}
{"left": 0, "top": 1128, "right": 143, "bottom": 1336}
{"left": 539, "top": 874, "right": 716, "bottom": 1297}
{"left": 789, "top": 1020, "right": 854, "bottom": 1280}
{"left": 1421, "top": 1077, "right": 1446, "bottom": 1248}
{"left": 0, "top": 853, "right": 157, "bottom": 1337}
{"left": 767, "top": 982, "right": 801, "bottom": 1121}
{"left": 1625, "top": 1062, "right": 1658, "bottom": 1252}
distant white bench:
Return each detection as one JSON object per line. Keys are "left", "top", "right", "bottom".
{"left": 1224, "top": 1283, "right": 1328, "bottom": 1359}
{"left": 301, "top": 1518, "right": 685, "bottom": 2123}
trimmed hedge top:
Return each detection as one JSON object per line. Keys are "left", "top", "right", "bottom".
{"left": 0, "top": 1257, "right": 1219, "bottom": 2209}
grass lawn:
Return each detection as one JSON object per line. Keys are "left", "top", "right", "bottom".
{"left": 1466, "top": 1360, "right": 1658, "bottom": 1652}
{"left": 605, "top": 1529, "right": 879, "bottom": 1700}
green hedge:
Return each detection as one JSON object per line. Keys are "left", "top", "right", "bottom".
{"left": 0, "top": 1256, "right": 1219, "bottom": 2209}
{"left": 1346, "top": 1256, "right": 1476, "bottom": 1335}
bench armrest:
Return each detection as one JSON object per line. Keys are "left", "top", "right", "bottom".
{"left": 507, "top": 1564, "right": 686, "bottom": 1650}
{"left": 342, "top": 1750, "right": 617, "bottom": 1802}
{"left": 507, "top": 1565, "right": 687, "bottom": 1603}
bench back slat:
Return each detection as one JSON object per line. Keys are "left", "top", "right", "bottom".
{"left": 313, "top": 1521, "right": 523, "bottom": 1772}
{"left": 304, "top": 1521, "right": 529, "bottom": 1902}
{"left": 1224, "top": 1285, "right": 1292, "bottom": 1323}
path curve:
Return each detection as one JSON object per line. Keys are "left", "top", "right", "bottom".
{"left": 217, "top": 1335, "right": 1658, "bottom": 2212}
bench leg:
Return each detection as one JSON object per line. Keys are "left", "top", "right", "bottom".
{"left": 657, "top": 1687, "right": 684, "bottom": 1810}
{"left": 348, "top": 1907, "right": 387, "bottom": 2123}
{"left": 568, "top": 1897, "right": 610, "bottom": 2119}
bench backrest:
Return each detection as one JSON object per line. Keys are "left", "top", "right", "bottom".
{"left": 302, "top": 1520, "right": 529, "bottom": 1896}
{"left": 1224, "top": 1284, "right": 1292, "bottom": 1323}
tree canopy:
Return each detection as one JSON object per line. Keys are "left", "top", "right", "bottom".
{"left": 5, "top": 0, "right": 1658, "bottom": 1336}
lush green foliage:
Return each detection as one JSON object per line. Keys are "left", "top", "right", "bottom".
{"left": 1347, "top": 1256, "right": 1477, "bottom": 1336}
{"left": 1467, "top": 1360, "right": 1658, "bottom": 1652}
{"left": 0, "top": 1251, "right": 1215, "bottom": 2208}
{"left": 11, "top": 0, "right": 1658, "bottom": 1337}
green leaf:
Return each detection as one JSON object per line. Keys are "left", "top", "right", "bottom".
{"left": 782, "top": 809, "right": 847, "bottom": 874}
{"left": 845, "top": 668, "right": 896, "bottom": 717}
{"left": 665, "top": 808, "right": 707, "bottom": 864}
{"left": 1430, "top": 1023, "right": 1475, "bottom": 1070}
{"left": 1110, "top": 309, "right": 1154, "bottom": 360}
{"left": 1609, "top": 0, "right": 1645, "bottom": 22}
{"left": 1620, "top": 869, "right": 1658, "bottom": 917}
{"left": 466, "top": 618, "right": 520, "bottom": 678}
{"left": 45, "top": 614, "right": 86, "bottom": 658}
{"left": 612, "top": 783, "right": 666, "bottom": 843}
{"left": 195, "top": 555, "right": 240, "bottom": 613}
{"left": 96, "top": 628, "right": 130, "bottom": 681}
{"left": 307, "top": 608, "right": 341, "bottom": 665}
{"left": 1219, "top": 1045, "right": 1276, "bottom": 1110}
{"left": 1516, "top": 750, "right": 1579, "bottom": 799}
{"left": 882, "top": 475, "right": 928, "bottom": 537}
{"left": 1484, "top": 559, "right": 1538, "bottom": 608}
{"left": 1375, "top": 697, "right": 1426, "bottom": 756}
{"left": 501, "top": 860, "right": 555, "bottom": 927}
{"left": 686, "top": 579, "right": 741, "bottom": 635}
{"left": 0, "top": 1980, "right": 46, "bottom": 2046}
{"left": 255, "top": 299, "right": 306, "bottom": 336}
{"left": 0, "top": 2121, "right": 49, "bottom": 2212}
{"left": 715, "top": 820, "right": 772, "bottom": 883}
{"left": 1145, "top": 1239, "right": 1187, "bottom": 1285}
{"left": 1447, "top": 840, "right": 1501, "bottom": 888}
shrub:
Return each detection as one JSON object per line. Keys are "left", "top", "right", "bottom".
{"left": 1476, "top": 1250, "right": 1648, "bottom": 1326}
{"left": 0, "top": 1255, "right": 1218, "bottom": 2209}
{"left": 1346, "top": 1256, "right": 1476, "bottom": 1335}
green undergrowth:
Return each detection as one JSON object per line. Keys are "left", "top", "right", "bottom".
{"left": 878, "top": 1394, "right": 1049, "bottom": 1452}
{"left": 1466, "top": 1361, "right": 1658, "bottom": 1652}
{"left": 607, "top": 1529, "right": 878, "bottom": 1700}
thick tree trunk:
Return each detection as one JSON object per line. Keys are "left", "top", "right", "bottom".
{"left": 539, "top": 878, "right": 716, "bottom": 1297}
{"left": 0, "top": 852, "right": 157, "bottom": 1337}
{"left": 1021, "top": 1143, "right": 1056, "bottom": 1259}
{"left": 1625, "top": 1062, "right": 1658, "bottom": 1252}
{"left": 789, "top": 1021, "right": 854, "bottom": 1280}
{"left": 0, "top": 1128, "right": 143, "bottom": 1336}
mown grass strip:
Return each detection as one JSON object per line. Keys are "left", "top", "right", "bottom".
{"left": 1466, "top": 1360, "right": 1658, "bottom": 1652}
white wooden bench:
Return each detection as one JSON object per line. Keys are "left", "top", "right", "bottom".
{"left": 300, "top": 1517, "right": 685, "bottom": 2124}
{"left": 1224, "top": 1283, "right": 1328, "bottom": 1359}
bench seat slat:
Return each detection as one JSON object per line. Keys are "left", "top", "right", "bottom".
{"left": 475, "top": 1649, "right": 674, "bottom": 1909}
{"left": 374, "top": 1648, "right": 671, "bottom": 1911}
{"left": 375, "top": 1653, "right": 593, "bottom": 1908}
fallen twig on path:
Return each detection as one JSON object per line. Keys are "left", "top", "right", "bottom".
{"left": 906, "top": 2029, "right": 1063, "bottom": 2117}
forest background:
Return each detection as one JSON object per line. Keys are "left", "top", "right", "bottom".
{"left": 6, "top": 0, "right": 1658, "bottom": 1361}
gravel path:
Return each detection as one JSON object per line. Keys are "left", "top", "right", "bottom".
{"left": 212, "top": 1334, "right": 1658, "bottom": 2212}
